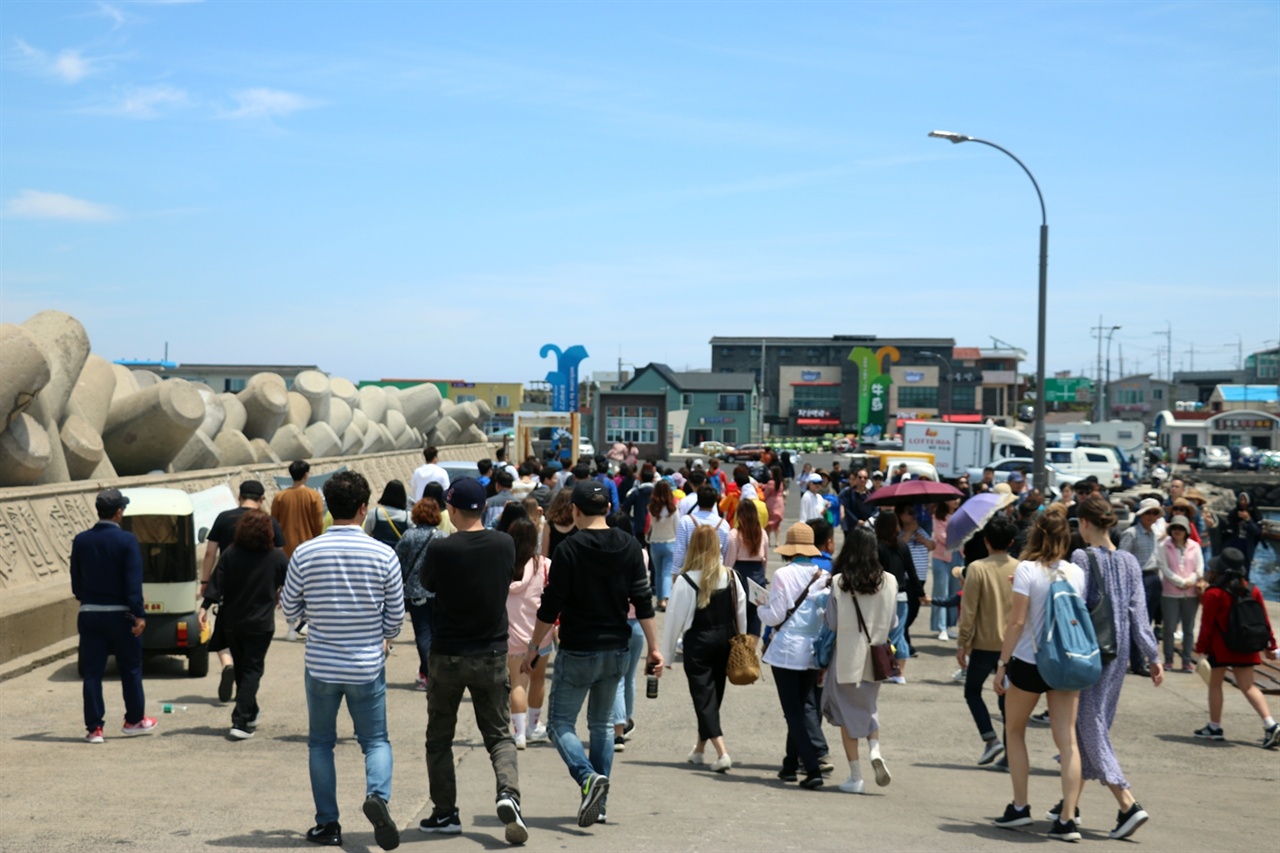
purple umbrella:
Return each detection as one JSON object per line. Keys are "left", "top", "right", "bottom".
{"left": 945, "top": 491, "right": 1017, "bottom": 549}
{"left": 866, "top": 479, "right": 963, "bottom": 506}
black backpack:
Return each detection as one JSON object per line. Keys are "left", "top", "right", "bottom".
{"left": 1225, "top": 582, "right": 1270, "bottom": 654}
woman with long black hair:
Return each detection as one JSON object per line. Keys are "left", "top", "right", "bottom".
{"left": 823, "top": 527, "right": 899, "bottom": 794}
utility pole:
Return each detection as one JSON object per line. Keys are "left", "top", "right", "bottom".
{"left": 1118, "top": 344, "right": 1124, "bottom": 377}
{"left": 1093, "top": 316, "right": 1105, "bottom": 421}
{"left": 758, "top": 339, "right": 766, "bottom": 442}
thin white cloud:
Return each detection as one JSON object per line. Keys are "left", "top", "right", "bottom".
{"left": 12, "top": 38, "right": 99, "bottom": 83}
{"left": 93, "top": 2, "right": 128, "bottom": 28}
{"left": 222, "top": 88, "right": 320, "bottom": 119}
{"left": 89, "top": 84, "right": 190, "bottom": 118}
{"left": 4, "top": 190, "right": 118, "bottom": 222}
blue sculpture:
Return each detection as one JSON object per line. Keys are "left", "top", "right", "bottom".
{"left": 540, "top": 344, "right": 589, "bottom": 412}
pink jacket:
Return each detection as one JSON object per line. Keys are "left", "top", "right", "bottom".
{"left": 507, "top": 556, "right": 551, "bottom": 650}
{"left": 1159, "top": 538, "right": 1203, "bottom": 599}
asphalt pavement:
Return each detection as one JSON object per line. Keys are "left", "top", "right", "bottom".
{"left": 1, "top": 461, "right": 1276, "bottom": 852}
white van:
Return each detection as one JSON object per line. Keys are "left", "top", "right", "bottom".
{"left": 1045, "top": 447, "right": 1121, "bottom": 488}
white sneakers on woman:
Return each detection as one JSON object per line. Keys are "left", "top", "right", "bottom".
{"left": 710, "top": 754, "right": 732, "bottom": 773}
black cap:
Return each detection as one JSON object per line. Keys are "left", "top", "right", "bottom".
{"left": 95, "top": 488, "right": 129, "bottom": 513}
{"left": 445, "top": 477, "right": 486, "bottom": 511}
{"left": 239, "top": 480, "right": 266, "bottom": 499}
{"left": 571, "top": 480, "right": 609, "bottom": 514}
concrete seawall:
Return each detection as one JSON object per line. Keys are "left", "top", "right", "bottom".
{"left": 0, "top": 442, "right": 493, "bottom": 664}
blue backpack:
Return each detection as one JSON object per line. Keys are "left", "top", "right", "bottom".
{"left": 1034, "top": 566, "right": 1102, "bottom": 691}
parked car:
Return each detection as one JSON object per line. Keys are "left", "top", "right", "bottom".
{"left": 439, "top": 460, "right": 481, "bottom": 483}
{"left": 1196, "top": 445, "right": 1232, "bottom": 471}
{"left": 1045, "top": 447, "right": 1122, "bottom": 489}
{"left": 1017, "top": 404, "right": 1035, "bottom": 423}
{"left": 966, "top": 458, "right": 1075, "bottom": 493}
{"left": 725, "top": 443, "right": 766, "bottom": 462}
{"left": 694, "top": 440, "right": 734, "bottom": 458}
{"left": 578, "top": 439, "right": 596, "bottom": 459}
{"left": 1232, "top": 445, "right": 1262, "bottom": 471}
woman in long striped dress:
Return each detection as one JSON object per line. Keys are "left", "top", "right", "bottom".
{"left": 1068, "top": 495, "right": 1163, "bottom": 841}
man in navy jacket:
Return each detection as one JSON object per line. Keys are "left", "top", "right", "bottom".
{"left": 71, "top": 488, "right": 156, "bottom": 742}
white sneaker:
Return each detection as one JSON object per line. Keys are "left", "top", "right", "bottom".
{"left": 687, "top": 748, "right": 706, "bottom": 765}
{"left": 887, "top": 675, "right": 906, "bottom": 685}
{"left": 527, "top": 724, "right": 549, "bottom": 743}
{"left": 870, "top": 753, "right": 891, "bottom": 787}
{"left": 938, "top": 630, "right": 950, "bottom": 641}
{"left": 711, "top": 754, "right": 732, "bottom": 773}
{"left": 286, "top": 627, "right": 299, "bottom": 642}
{"left": 952, "top": 668, "right": 968, "bottom": 683}
{"left": 296, "top": 623, "right": 308, "bottom": 638}
{"left": 514, "top": 734, "right": 526, "bottom": 750}
{"left": 838, "top": 776, "right": 865, "bottom": 794}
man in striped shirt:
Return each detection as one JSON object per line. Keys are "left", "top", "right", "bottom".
{"left": 281, "top": 471, "right": 404, "bottom": 850}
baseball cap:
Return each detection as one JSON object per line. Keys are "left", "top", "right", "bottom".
{"left": 239, "top": 480, "right": 266, "bottom": 499}
{"left": 445, "top": 478, "right": 487, "bottom": 511}
{"left": 95, "top": 488, "right": 130, "bottom": 513}
{"left": 571, "top": 480, "right": 609, "bottom": 513}
{"left": 1007, "top": 471, "right": 1025, "bottom": 483}
{"left": 806, "top": 473, "right": 823, "bottom": 483}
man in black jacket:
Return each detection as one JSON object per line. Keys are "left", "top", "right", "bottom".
{"left": 71, "top": 488, "right": 155, "bottom": 742}
{"left": 521, "top": 481, "right": 662, "bottom": 829}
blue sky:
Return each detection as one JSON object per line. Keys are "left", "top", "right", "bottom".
{"left": 2, "top": 0, "right": 1276, "bottom": 386}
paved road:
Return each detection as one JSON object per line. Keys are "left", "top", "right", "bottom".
{"left": 1, "top": 471, "right": 1276, "bottom": 852}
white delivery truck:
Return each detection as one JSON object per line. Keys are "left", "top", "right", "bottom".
{"left": 901, "top": 422, "right": 1034, "bottom": 479}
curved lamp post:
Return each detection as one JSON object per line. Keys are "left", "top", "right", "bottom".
{"left": 929, "top": 130, "right": 1049, "bottom": 489}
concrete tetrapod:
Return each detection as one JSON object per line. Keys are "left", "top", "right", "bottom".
{"left": 217, "top": 393, "right": 248, "bottom": 434}
{"left": 383, "top": 386, "right": 404, "bottom": 416}
{"left": 285, "top": 392, "right": 312, "bottom": 430}
{"left": 213, "top": 429, "right": 256, "bottom": 466}
{"left": 386, "top": 409, "right": 408, "bottom": 442}
{"left": 110, "top": 364, "right": 140, "bottom": 407}
{"left": 357, "top": 385, "right": 388, "bottom": 427}
{"left": 304, "top": 422, "right": 341, "bottom": 459}
{"left": 269, "top": 423, "right": 313, "bottom": 461}
{"left": 293, "top": 370, "right": 331, "bottom": 425}
{"left": 131, "top": 370, "right": 161, "bottom": 390}
{"left": 340, "top": 422, "right": 364, "bottom": 455}
{"left": 65, "top": 355, "right": 116, "bottom": 434}
{"left": 59, "top": 414, "right": 106, "bottom": 480}
{"left": 350, "top": 408, "right": 369, "bottom": 435}
{"left": 193, "top": 387, "right": 227, "bottom": 439}
{"left": 250, "top": 437, "right": 282, "bottom": 465}
{"left": 170, "top": 431, "right": 221, "bottom": 473}
{"left": 0, "top": 323, "right": 51, "bottom": 430}
{"left": 463, "top": 424, "right": 488, "bottom": 445}
{"left": 330, "top": 377, "right": 359, "bottom": 411}
{"left": 237, "top": 374, "right": 288, "bottom": 441}
{"left": 327, "top": 397, "right": 353, "bottom": 435}
{"left": 103, "top": 378, "right": 206, "bottom": 476}
{"left": 21, "top": 310, "right": 90, "bottom": 418}
{"left": 399, "top": 382, "right": 443, "bottom": 427}
{"left": 431, "top": 415, "right": 461, "bottom": 447}
{"left": 0, "top": 412, "right": 52, "bottom": 486}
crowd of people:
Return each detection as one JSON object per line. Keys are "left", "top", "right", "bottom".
{"left": 68, "top": 444, "right": 1278, "bottom": 848}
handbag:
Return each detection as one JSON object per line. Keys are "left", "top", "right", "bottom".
{"left": 1085, "top": 549, "right": 1118, "bottom": 665}
{"left": 725, "top": 572, "right": 761, "bottom": 685}
{"left": 853, "top": 593, "right": 900, "bottom": 682}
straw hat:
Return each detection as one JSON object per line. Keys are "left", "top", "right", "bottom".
{"left": 993, "top": 482, "right": 1013, "bottom": 496}
{"left": 776, "top": 521, "right": 821, "bottom": 557}
{"left": 1184, "top": 488, "right": 1208, "bottom": 505}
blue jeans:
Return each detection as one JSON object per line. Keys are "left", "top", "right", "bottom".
{"left": 548, "top": 648, "right": 629, "bottom": 786}
{"left": 612, "top": 620, "right": 645, "bottom": 726}
{"left": 406, "top": 598, "right": 432, "bottom": 678}
{"left": 650, "top": 541, "right": 675, "bottom": 602}
{"left": 79, "top": 610, "right": 145, "bottom": 730}
{"left": 304, "top": 669, "right": 392, "bottom": 825}
{"left": 930, "top": 556, "right": 961, "bottom": 632}
{"left": 890, "top": 600, "right": 911, "bottom": 660}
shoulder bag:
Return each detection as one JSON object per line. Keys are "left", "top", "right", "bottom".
{"left": 852, "top": 592, "right": 900, "bottom": 682}
{"left": 725, "top": 572, "right": 761, "bottom": 685}
{"left": 1085, "top": 549, "right": 1118, "bottom": 664}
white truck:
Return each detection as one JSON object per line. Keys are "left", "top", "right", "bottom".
{"left": 901, "top": 422, "right": 1034, "bottom": 479}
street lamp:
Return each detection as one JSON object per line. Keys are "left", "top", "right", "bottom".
{"left": 918, "top": 350, "right": 953, "bottom": 417}
{"left": 929, "top": 130, "right": 1049, "bottom": 489}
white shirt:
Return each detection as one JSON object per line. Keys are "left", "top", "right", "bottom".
{"left": 409, "top": 462, "right": 450, "bottom": 501}
{"left": 759, "top": 561, "right": 830, "bottom": 670}
{"left": 677, "top": 492, "right": 700, "bottom": 516}
{"left": 740, "top": 482, "right": 759, "bottom": 501}
{"left": 1010, "top": 559, "right": 1086, "bottom": 665}
{"left": 673, "top": 509, "right": 729, "bottom": 571}
{"left": 799, "top": 489, "right": 825, "bottom": 523}
{"left": 661, "top": 568, "right": 748, "bottom": 662}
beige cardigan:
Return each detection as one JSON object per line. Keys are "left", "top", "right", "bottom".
{"left": 826, "top": 571, "right": 899, "bottom": 686}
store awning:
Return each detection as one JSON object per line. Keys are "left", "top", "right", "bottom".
{"left": 797, "top": 418, "right": 841, "bottom": 426}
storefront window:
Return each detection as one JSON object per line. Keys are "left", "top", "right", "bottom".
{"left": 604, "top": 405, "right": 659, "bottom": 444}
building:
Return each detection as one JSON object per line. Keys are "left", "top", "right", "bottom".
{"left": 595, "top": 363, "right": 759, "bottom": 458}
{"left": 708, "top": 336, "right": 1025, "bottom": 437}
{"left": 1207, "top": 384, "right": 1280, "bottom": 413}
{"left": 1174, "top": 368, "right": 1246, "bottom": 407}
{"left": 1103, "top": 374, "right": 1175, "bottom": 429}
{"left": 1154, "top": 408, "right": 1279, "bottom": 453}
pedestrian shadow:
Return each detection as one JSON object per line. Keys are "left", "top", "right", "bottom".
{"left": 153, "top": 694, "right": 223, "bottom": 707}
{"left": 1154, "top": 733, "right": 1236, "bottom": 747}
{"left": 11, "top": 731, "right": 96, "bottom": 744}
{"left": 914, "top": 762, "right": 1059, "bottom": 778}
{"left": 621, "top": 759, "right": 795, "bottom": 789}
{"left": 936, "top": 820, "right": 1049, "bottom": 844}
{"left": 461, "top": 814, "right": 593, "bottom": 845}
{"left": 205, "top": 828, "right": 311, "bottom": 848}
{"left": 157, "top": 725, "right": 232, "bottom": 738}
{"left": 270, "top": 733, "right": 357, "bottom": 745}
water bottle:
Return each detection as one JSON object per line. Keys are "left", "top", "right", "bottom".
{"left": 162, "top": 703, "right": 189, "bottom": 714}
{"left": 645, "top": 662, "right": 659, "bottom": 699}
